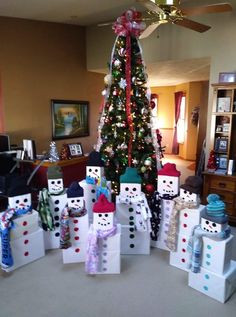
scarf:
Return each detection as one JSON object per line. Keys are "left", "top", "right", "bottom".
{"left": 85, "top": 225, "right": 117, "bottom": 274}
{"left": 0, "top": 206, "right": 32, "bottom": 270}
{"left": 60, "top": 204, "right": 87, "bottom": 249}
{"left": 150, "top": 192, "right": 162, "bottom": 242}
{"left": 86, "top": 176, "right": 98, "bottom": 185}
{"left": 117, "top": 193, "right": 151, "bottom": 232}
{"left": 96, "top": 177, "right": 109, "bottom": 200}
{"left": 187, "top": 224, "right": 231, "bottom": 273}
{"left": 166, "top": 197, "right": 200, "bottom": 251}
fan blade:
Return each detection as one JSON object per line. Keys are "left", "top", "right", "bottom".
{"left": 139, "top": 22, "right": 161, "bottom": 39}
{"left": 181, "top": 3, "right": 232, "bottom": 17}
{"left": 174, "top": 17, "right": 211, "bottom": 33}
{"left": 136, "top": 0, "right": 164, "bottom": 14}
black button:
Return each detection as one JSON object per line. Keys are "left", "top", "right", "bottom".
{"left": 55, "top": 232, "right": 60, "bottom": 237}
{"left": 54, "top": 200, "right": 59, "bottom": 205}
{"left": 130, "top": 244, "right": 135, "bottom": 248}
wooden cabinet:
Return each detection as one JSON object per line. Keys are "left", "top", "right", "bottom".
{"left": 202, "top": 172, "right": 236, "bottom": 225}
{"left": 211, "top": 83, "right": 236, "bottom": 170}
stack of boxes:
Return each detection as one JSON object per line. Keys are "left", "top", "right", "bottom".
{"left": 188, "top": 194, "right": 236, "bottom": 303}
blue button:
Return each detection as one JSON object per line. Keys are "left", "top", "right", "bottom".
{"left": 207, "top": 245, "right": 212, "bottom": 250}
{"left": 206, "top": 253, "right": 211, "bottom": 258}
{"left": 205, "top": 274, "right": 210, "bottom": 280}
{"left": 206, "top": 261, "right": 211, "bottom": 266}
{"left": 203, "top": 286, "right": 208, "bottom": 291}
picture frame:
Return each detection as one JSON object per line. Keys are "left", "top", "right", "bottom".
{"left": 219, "top": 72, "right": 236, "bottom": 83}
{"left": 218, "top": 138, "right": 228, "bottom": 152}
{"left": 51, "top": 99, "right": 89, "bottom": 140}
{"left": 217, "top": 97, "right": 231, "bottom": 112}
{"left": 218, "top": 156, "right": 228, "bottom": 169}
{"left": 68, "top": 143, "right": 83, "bottom": 157}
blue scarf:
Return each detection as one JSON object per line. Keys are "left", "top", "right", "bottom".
{"left": 187, "top": 224, "right": 231, "bottom": 273}
{"left": 0, "top": 206, "right": 32, "bottom": 270}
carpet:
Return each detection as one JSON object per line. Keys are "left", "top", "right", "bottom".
{"left": 187, "top": 162, "right": 196, "bottom": 171}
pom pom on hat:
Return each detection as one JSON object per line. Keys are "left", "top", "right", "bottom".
{"left": 201, "top": 194, "right": 228, "bottom": 224}
{"left": 87, "top": 151, "right": 104, "bottom": 167}
{"left": 93, "top": 194, "right": 115, "bottom": 213}
{"left": 120, "top": 167, "right": 142, "bottom": 184}
{"left": 47, "top": 166, "right": 63, "bottom": 180}
{"left": 180, "top": 176, "right": 202, "bottom": 194}
{"left": 158, "top": 163, "right": 181, "bottom": 177}
{"left": 67, "top": 181, "right": 84, "bottom": 198}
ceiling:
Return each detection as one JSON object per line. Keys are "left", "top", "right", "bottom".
{"left": 1, "top": 0, "right": 229, "bottom": 86}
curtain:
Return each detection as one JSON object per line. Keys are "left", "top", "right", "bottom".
{"left": 172, "top": 91, "right": 183, "bottom": 155}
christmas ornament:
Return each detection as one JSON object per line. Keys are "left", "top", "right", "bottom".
{"left": 104, "top": 74, "right": 113, "bottom": 86}
{"left": 144, "top": 158, "right": 152, "bottom": 166}
{"left": 141, "top": 166, "right": 146, "bottom": 173}
{"left": 114, "top": 59, "right": 121, "bottom": 67}
{"left": 145, "top": 184, "right": 155, "bottom": 194}
{"left": 119, "top": 78, "right": 127, "bottom": 89}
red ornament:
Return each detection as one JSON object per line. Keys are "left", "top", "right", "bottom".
{"left": 145, "top": 184, "right": 155, "bottom": 194}
{"left": 150, "top": 100, "right": 156, "bottom": 109}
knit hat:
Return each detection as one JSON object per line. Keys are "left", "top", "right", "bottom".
{"left": 158, "top": 163, "right": 181, "bottom": 177}
{"left": 87, "top": 151, "right": 104, "bottom": 167}
{"left": 120, "top": 167, "right": 142, "bottom": 184}
{"left": 201, "top": 194, "right": 228, "bottom": 224}
{"left": 180, "top": 176, "right": 203, "bottom": 194}
{"left": 67, "top": 181, "right": 84, "bottom": 198}
{"left": 93, "top": 194, "right": 115, "bottom": 213}
{"left": 7, "top": 176, "right": 31, "bottom": 197}
{"left": 47, "top": 166, "right": 63, "bottom": 180}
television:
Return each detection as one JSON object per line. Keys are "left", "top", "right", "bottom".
{"left": 0, "top": 134, "right": 10, "bottom": 152}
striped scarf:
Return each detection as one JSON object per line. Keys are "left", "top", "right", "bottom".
{"left": 187, "top": 224, "right": 231, "bottom": 273}
{"left": 0, "top": 206, "right": 32, "bottom": 270}
{"left": 166, "top": 197, "right": 200, "bottom": 251}
{"left": 85, "top": 225, "right": 117, "bottom": 274}
{"left": 60, "top": 205, "right": 87, "bottom": 249}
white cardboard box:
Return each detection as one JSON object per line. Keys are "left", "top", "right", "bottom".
{"left": 116, "top": 202, "right": 150, "bottom": 254}
{"left": 178, "top": 205, "right": 205, "bottom": 236}
{"left": 188, "top": 260, "right": 236, "bottom": 303}
{"left": 201, "top": 234, "right": 233, "bottom": 275}
{"left": 62, "top": 214, "right": 89, "bottom": 264}
{"left": 0, "top": 228, "right": 45, "bottom": 272}
{"left": 8, "top": 209, "right": 39, "bottom": 240}
{"left": 79, "top": 180, "right": 111, "bottom": 223}
{"left": 169, "top": 233, "right": 189, "bottom": 272}
{"left": 43, "top": 192, "right": 67, "bottom": 250}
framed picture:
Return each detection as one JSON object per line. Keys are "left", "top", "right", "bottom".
{"left": 51, "top": 99, "right": 89, "bottom": 140}
{"left": 217, "top": 97, "right": 231, "bottom": 112}
{"left": 218, "top": 138, "right": 228, "bottom": 152}
{"left": 218, "top": 156, "right": 228, "bottom": 169}
{"left": 68, "top": 143, "right": 83, "bottom": 157}
{"left": 219, "top": 72, "right": 236, "bottom": 83}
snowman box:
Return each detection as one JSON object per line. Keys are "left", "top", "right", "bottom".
{"left": 201, "top": 235, "right": 233, "bottom": 275}
{"left": 157, "top": 163, "right": 180, "bottom": 198}
{"left": 86, "top": 150, "right": 105, "bottom": 182}
{"left": 188, "top": 260, "right": 236, "bottom": 303}
{"left": 116, "top": 201, "right": 150, "bottom": 255}
{"left": 47, "top": 165, "right": 64, "bottom": 195}
{"left": 62, "top": 214, "right": 89, "bottom": 264}
{"left": 43, "top": 192, "right": 67, "bottom": 250}
{"left": 0, "top": 228, "right": 45, "bottom": 272}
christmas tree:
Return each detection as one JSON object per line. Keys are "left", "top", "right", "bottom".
{"left": 97, "top": 9, "right": 158, "bottom": 198}
{"left": 49, "top": 141, "right": 60, "bottom": 162}
{"left": 207, "top": 150, "right": 217, "bottom": 171}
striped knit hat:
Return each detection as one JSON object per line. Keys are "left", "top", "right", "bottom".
{"left": 202, "top": 194, "right": 228, "bottom": 224}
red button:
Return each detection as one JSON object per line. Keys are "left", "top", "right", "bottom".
{"left": 182, "top": 238, "right": 186, "bottom": 242}
{"left": 24, "top": 240, "right": 29, "bottom": 244}
{"left": 23, "top": 231, "right": 28, "bottom": 235}
{"left": 182, "top": 248, "right": 186, "bottom": 253}
{"left": 183, "top": 224, "right": 187, "bottom": 228}
{"left": 184, "top": 213, "right": 188, "bottom": 218}
{"left": 75, "top": 248, "right": 80, "bottom": 253}
{"left": 24, "top": 251, "right": 29, "bottom": 256}
{"left": 74, "top": 236, "right": 79, "bottom": 241}
{"left": 74, "top": 227, "right": 79, "bottom": 232}
{"left": 181, "top": 258, "right": 186, "bottom": 263}
{"left": 22, "top": 221, "right": 28, "bottom": 226}
{"left": 73, "top": 219, "right": 78, "bottom": 224}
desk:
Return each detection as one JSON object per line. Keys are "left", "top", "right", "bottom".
{"left": 26, "top": 156, "right": 88, "bottom": 189}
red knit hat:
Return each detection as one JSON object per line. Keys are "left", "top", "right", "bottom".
{"left": 93, "top": 194, "right": 115, "bottom": 213}
{"left": 158, "top": 163, "right": 181, "bottom": 177}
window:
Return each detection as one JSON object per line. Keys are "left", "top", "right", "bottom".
{"left": 177, "top": 96, "right": 186, "bottom": 144}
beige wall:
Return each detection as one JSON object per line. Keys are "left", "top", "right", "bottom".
{"left": 0, "top": 17, "right": 104, "bottom": 154}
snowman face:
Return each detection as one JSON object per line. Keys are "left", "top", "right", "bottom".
{"left": 201, "top": 217, "right": 226, "bottom": 233}
{"left": 8, "top": 193, "right": 31, "bottom": 211}
{"left": 158, "top": 175, "right": 179, "bottom": 197}
{"left": 180, "top": 188, "right": 198, "bottom": 203}
{"left": 67, "top": 197, "right": 84, "bottom": 209}
{"left": 93, "top": 212, "right": 114, "bottom": 231}
{"left": 120, "top": 183, "right": 141, "bottom": 198}
{"left": 86, "top": 166, "right": 104, "bottom": 181}
{"left": 48, "top": 178, "right": 64, "bottom": 194}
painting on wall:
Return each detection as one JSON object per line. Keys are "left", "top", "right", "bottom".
{"left": 51, "top": 99, "right": 89, "bottom": 140}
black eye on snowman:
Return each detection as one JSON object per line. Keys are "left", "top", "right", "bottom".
{"left": 205, "top": 220, "right": 209, "bottom": 225}
{"left": 51, "top": 181, "right": 55, "bottom": 184}
{"left": 24, "top": 198, "right": 28, "bottom": 202}
{"left": 212, "top": 223, "right": 216, "bottom": 227}
{"left": 98, "top": 214, "right": 102, "bottom": 217}
{"left": 16, "top": 199, "right": 20, "bottom": 204}
{"left": 71, "top": 200, "right": 75, "bottom": 203}
{"left": 184, "top": 190, "right": 187, "bottom": 194}
{"left": 95, "top": 169, "right": 98, "bottom": 172}
{"left": 125, "top": 187, "right": 129, "bottom": 191}
{"left": 89, "top": 168, "right": 92, "bottom": 172}
{"left": 133, "top": 188, "right": 137, "bottom": 191}
{"left": 189, "top": 192, "right": 193, "bottom": 195}
{"left": 105, "top": 214, "right": 108, "bottom": 217}
{"left": 76, "top": 199, "right": 80, "bottom": 203}
{"left": 163, "top": 180, "right": 166, "bottom": 183}
{"left": 170, "top": 181, "right": 173, "bottom": 184}
{"left": 57, "top": 180, "right": 61, "bottom": 184}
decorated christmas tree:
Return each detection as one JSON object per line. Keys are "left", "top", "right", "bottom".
{"left": 207, "top": 150, "right": 217, "bottom": 171}
{"left": 97, "top": 9, "right": 158, "bottom": 198}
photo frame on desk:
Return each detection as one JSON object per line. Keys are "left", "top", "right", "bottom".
{"left": 68, "top": 143, "right": 83, "bottom": 158}
{"left": 217, "top": 97, "right": 231, "bottom": 112}
{"left": 51, "top": 99, "right": 89, "bottom": 140}
{"left": 215, "top": 137, "right": 229, "bottom": 153}
{"left": 218, "top": 156, "right": 228, "bottom": 169}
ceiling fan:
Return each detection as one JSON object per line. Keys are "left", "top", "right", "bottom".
{"left": 137, "top": 0, "right": 233, "bottom": 38}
